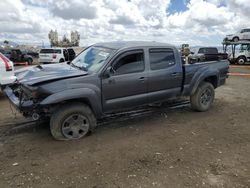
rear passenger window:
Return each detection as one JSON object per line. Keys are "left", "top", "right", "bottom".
{"left": 149, "top": 49, "right": 175, "bottom": 70}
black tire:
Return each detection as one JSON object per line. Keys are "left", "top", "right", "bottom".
{"left": 233, "top": 37, "right": 239, "bottom": 42}
{"left": 59, "top": 58, "right": 64, "bottom": 63}
{"left": 190, "top": 82, "right": 215, "bottom": 112}
{"left": 0, "top": 84, "right": 6, "bottom": 91}
{"left": 237, "top": 56, "right": 246, "bottom": 65}
{"left": 50, "top": 103, "right": 97, "bottom": 140}
{"left": 27, "top": 58, "right": 33, "bottom": 65}
{"left": 229, "top": 60, "right": 235, "bottom": 65}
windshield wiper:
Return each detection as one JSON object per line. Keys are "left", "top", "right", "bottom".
{"left": 70, "top": 63, "right": 88, "bottom": 72}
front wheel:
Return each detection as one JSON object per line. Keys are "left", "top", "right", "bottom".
{"left": 233, "top": 37, "right": 239, "bottom": 42}
{"left": 50, "top": 103, "right": 97, "bottom": 140}
{"left": 190, "top": 82, "right": 215, "bottom": 112}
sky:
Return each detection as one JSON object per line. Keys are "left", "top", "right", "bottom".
{"left": 0, "top": 0, "right": 249, "bottom": 47}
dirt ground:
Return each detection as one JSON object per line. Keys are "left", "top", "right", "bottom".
{"left": 0, "top": 66, "right": 250, "bottom": 188}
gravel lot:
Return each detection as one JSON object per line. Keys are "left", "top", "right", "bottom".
{"left": 0, "top": 66, "right": 250, "bottom": 188}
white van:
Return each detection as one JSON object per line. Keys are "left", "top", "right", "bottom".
{"left": 39, "top": 48, "right": 76, "bottom": 64}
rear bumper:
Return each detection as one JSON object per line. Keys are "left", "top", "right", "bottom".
{"left": 39, "top": 58, "right": 60, "bottom": 64}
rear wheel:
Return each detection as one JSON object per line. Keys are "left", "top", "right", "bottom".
{"left": 190, "top": 82, "right": 215, "bottom": 112}
{"left": 59, "top": 58, "right": 64, "bottom": 63}
{"left": 237, "top": 56, "right": 246, "bottom": 65}
{"left": 50, "top": 103, "right": 97, "bottom": 140}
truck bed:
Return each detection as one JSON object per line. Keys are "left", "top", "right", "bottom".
{"left": 182, "top": 60, "right": 229, "bottom": 95}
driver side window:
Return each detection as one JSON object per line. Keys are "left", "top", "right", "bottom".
{"left": 112, "top": 50, "right": 144, "bottom": 75}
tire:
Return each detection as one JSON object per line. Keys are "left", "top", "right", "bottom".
{"left": 233, "top": 37, "right": 239, "bottom": 42}
{"left": 0, "top": 84, "right": 6, "bottom": 91}
{"left": 237, "top": 56, "right": 246, "bottom": 65}
{"left": 229, "top": 61, "right": 235, "bottom": 65}
{"left": 190, "top": 82, "right": 215, "bottom": 112}
{"left": 59, "top": 58, "right": 64, "bottom": 63}
{"left": 27, "top": 58, "right": 33, "bottom": 65}
{"left": 50, "top": 103, "right": 97, "bottom": 141}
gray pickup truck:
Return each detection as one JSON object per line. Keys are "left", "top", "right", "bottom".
{"left": 4, "top": 41, "right": 229, "bottom": 140}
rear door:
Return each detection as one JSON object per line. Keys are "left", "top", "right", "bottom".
{"left": 102, "top": 49, "right": 147, "bottom": 112}
{"left": 63, "top": 49, "right": 69, "bottom": 61}
{"left": 147, "top": 48, "right": 183, "bottom": 103}
{"left": 67, "top": 48, "right": 76, "bottom": 61}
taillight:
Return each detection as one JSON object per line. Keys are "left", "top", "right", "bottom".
{"left": 52, "top": 54, "right": 57, "bottom": 59}
{"left": 0, "top": 54, "right": 12, "bottom": 71}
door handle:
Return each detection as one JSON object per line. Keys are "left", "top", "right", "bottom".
{"left": 139, "top": 77, "right": 145, "bottom": 80}
{"left": 171, "top": 72, "right": 178, "bottom": 76}
{"left": 108, "top": 78, "right": 115, "bottom": 84}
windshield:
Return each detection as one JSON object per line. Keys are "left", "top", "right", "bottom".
{"left": 240, "top": 44, "right": 250, "bottom": 51}
{"left": 71, "top": 47, "right": 114, "bottom": 72}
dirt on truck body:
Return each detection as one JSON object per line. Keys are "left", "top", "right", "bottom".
{"left": 4, "top": 41, "right": 229, "bottom": 140}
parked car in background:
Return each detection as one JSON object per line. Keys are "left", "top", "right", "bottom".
{"left": 0, "top": 53, "right": 16, "bottom": 90}
{"left": 3, "top": 49, "right": 33, "bottom": 65}
{"left": 224, "top": 28, "right": 250, "bottom": 42}
{"left": 228, "top": 44, "right": 250, "bottom": 65}
{"left": 4, "top": 41, "right": 229, "bottom": 140}
{"left": 189, "top": 47, "right": 228, "bottom": 63}
{"left": 39, "top": 48, "right": 76, "bottom": 64}
{"left": 23, "top": 50, "right": 39, "bottom": 58}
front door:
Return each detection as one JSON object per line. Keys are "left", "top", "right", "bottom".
{"left": 102, "top": 50, "right": 147, "bottom": 112}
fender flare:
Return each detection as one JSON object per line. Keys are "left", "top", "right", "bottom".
{"left": 40, "top": 88, "right": 102, "bottom": 117}
{"left": 190, "top": 69, "right": 219, "bottom": 95}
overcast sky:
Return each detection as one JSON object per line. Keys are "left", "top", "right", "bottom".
{"left": 0, "top": 0, "right": 249, "bottom": 47}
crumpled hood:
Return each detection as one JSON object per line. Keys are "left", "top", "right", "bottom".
{"left": 15, "top": 63, "right": 88, "bottom": 86}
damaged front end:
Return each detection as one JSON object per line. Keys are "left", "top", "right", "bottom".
{"left": 4, "top": 83, "right": 50, "bottom": 121}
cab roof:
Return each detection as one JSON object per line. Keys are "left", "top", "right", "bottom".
{"left": 93, "top": 41, "right": 175, "bottom": 50}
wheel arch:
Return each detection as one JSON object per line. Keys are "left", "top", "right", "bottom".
{"left": 191, "top": 73, "right": 219, "bottom": 95}
{"left": 59, "top": 58, "right": 65, "bottom": 62}
{"left": 233, "top": 36, "right": 239, "bottom": 40}
{"left": 204, "top": 75, "right": 218, "bottom": 89}
{"left": 40, "top": 88, "right": 103, "bottom": 118}
{"left": 237, "top": 55, "right": 247, "bottom": 61}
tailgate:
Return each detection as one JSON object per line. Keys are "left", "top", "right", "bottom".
{"left": 39, "top": 53, "right": 53, "bottom": 61}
